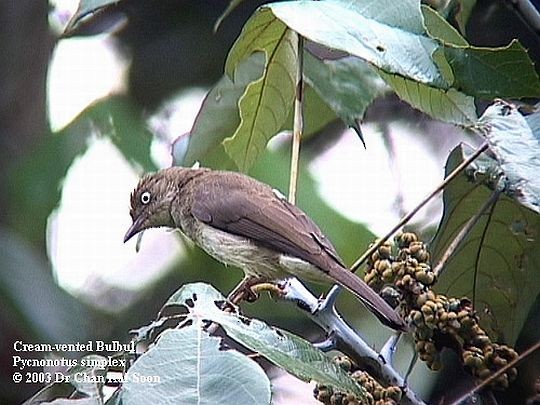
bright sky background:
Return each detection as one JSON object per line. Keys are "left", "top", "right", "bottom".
{"left": 46, "top": 0, "right": 444, "bottom": 306}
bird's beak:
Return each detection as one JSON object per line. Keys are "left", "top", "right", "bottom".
{"left": 124, "top": 215, "right": 146, "bottom": 243}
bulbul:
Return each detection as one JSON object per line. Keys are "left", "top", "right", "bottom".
{"left": 124, "top": 167, "right": 405, "bottom": 330}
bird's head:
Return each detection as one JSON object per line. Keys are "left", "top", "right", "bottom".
{"left": 123, "top": 169, "right": 179, "bottom": 243}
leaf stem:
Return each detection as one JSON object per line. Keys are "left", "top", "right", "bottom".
{"left": 350, "top": 141, "right": 489, "bottom": 272}
{"left": 288, "top": 34, "right": 304, "bottom": 205}
{"left": 432, "top": 187, "right": 501, "bottom": 278}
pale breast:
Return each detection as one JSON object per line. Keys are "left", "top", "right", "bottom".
{"left": 195, "top": 223, "right": 288, "bottom": 280}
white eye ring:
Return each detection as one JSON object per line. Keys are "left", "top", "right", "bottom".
{"left": 140, "top": 191, "right": 152, "bottom": 205}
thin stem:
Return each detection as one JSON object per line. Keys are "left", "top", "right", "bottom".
{"left": 288, "top": 34, "right": 304, "bottom": 205}
{"left": 350, "top": 141, "right": 489, "bottom": 272}
{"left": 433, "top": 188, "right": 501, "bottom": 278}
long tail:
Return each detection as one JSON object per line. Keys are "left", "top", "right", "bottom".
{"left": 328, "top": 266, "right": 407, "bottom": 331}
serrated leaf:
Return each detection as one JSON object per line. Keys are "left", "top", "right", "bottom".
{"left": 304, "top": 52, "right": 385, "bottom": 128}
{"left": 122, "top": 327, "right": 271, "bottom": 405}
{"left": 180, "top": 52, "right": 266, "bottom": 168}
{"left": 164, "top": 283, "right": 366, "bottom": 397}
{"left": 269, "top": 0, "right": 444, "bottom": 86}
{"left": 431, "top": 144, "right": 540, "bottom": 344}
{"left": 479, "top": 101, "right": 540, "bottom": 213}
{"left": 223, "top": 8, "right": 297, "bottom": 171}
{"left": 378, "top": 70, "right": 477, "bottom": 125}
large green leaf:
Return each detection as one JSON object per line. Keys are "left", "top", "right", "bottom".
{"left": 431, "top": 144, "right": 540, "bottom": 344}
{"left": 378, "top": 70, "right": 477, "bottom": 126}
{"left": 181, "top": 52, "right": 266, "bottom": 169}
{"left": 444, "top": 40, "right": 540, "bottom": 98}
{"left": 266, "top": 1, "right": 539, "bottom": 124}
{"left": 223, "top": 8, "right": 298, "bottom": 171}
{"left": 163, "top": 283, "right": 366, "bottom": 398}
{"left": 281, "top": 83, "right": 338, "bottom": 137}
{"left": 122, "top": 327, "right": 271, "bottom": 405}
{"left": 270, "top": 0, "right": 444, "bottom": 86}
{"left": 304, "top": 52, "right": 385, "bottom": 130}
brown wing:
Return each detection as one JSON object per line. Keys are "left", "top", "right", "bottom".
{"left": 190, "top": 172, "right": 345, "bottom": 273}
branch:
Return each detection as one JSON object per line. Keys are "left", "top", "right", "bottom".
{"left": 350, "top": 141, "right": 489, "bottom": 272}
{"left": 281, "top": 278, "right": 426, "bottom": 405}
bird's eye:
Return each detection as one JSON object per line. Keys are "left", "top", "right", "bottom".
{"left": 140, "top": 191, "right": 152, "bottom": 205}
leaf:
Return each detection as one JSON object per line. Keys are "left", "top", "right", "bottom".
{"left": 269, "top": 0, "right": 444, "bottom": 86}
{"left": 164, "top": 283, "right": 367, "bottom": 398}
{"left": 179, "top": 52, "right": 266, "bottom": 168}
{"left": 281, "top": 84, "right": 338, "bottom": 137}
{"left": 267, "top": 1, "right": 539, "bottom": 119}
{"left": 378, "top": 71, "right": 477, "bottom": 126}
{"left": 431, "top": 144, "right": 540, "bottom": 344}
{"left": 479, "top": 101, "right": 540, "bottom": 213}
{"left": 223, "top": 8, "right": 298, "bottom": 171}
{"left": 304, "top": 52, "right": 385, "bottom": 129}
{"left": 421, "top": 5, "right": 468, "bottom": 46}
{"left": 63, "top": 0, "right": 125, "bottom": 37}
{"left": 444, "top": 40, "right": 540, "bottom": 98}
{"left": 121, "top": 327, "right": 271, "bottom": 405}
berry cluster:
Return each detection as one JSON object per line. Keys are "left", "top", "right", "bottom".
{"left": 364, "top": 232, "right": 518, "bottom": 390}
{"left": 314, "top": 356, "right": 402, "bottom": 405}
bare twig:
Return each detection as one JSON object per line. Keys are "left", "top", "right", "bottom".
{"left": 350, "top": 141, "right": 489, "bottom": 272}
{"left": 450, "top": 340, "right": 540, "bottom": 405}
{"left": 288, "top": 34, "right": 304, "bottom": 205}
{"left": 432, "top": 187, "right": 501, "bottom": 278}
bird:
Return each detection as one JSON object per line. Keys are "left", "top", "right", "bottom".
{"left": 124, "top": 167, "right": 405, "bottom": 330}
